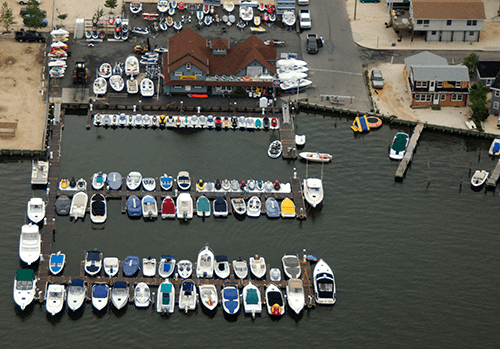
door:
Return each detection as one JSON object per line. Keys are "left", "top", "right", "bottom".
{"left": 429, "top": 81, "right": 435, "bottom": 92}
{"left": 433, "top": 93, "right": 440, "bottom": 105}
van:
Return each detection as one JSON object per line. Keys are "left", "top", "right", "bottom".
{"left": 298, "top": 0, "right": 309, "bottom": 5}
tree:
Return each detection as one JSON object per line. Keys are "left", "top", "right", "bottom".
{"left": 104, "top": 0, "right": 118, "bottom": 11}
{"left": 469, "top": 82, "right": 489, "bottom": 122}
{"left": 0, "top": 2, "right": 16, "bottom": 33}
{"left": 463, "top": 53, "right": 479, "bottom": 77}
{"left": 24, "top": 0, "right": 47, "bottom": 29}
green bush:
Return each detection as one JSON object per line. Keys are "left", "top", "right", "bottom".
{"left": 431, "top": 105, "right": 441, "bottom": 110}
{"left": 231, "top": 88, "right": 246, "bottom": 98}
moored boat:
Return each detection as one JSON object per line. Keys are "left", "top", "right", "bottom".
{"left": 92, "top": 171, "right": 107, "bottom": 190}
{"left": 199, "top": 284, "right": 218, "bottom": 311}
{"left": 31, "top": 157, "right": 49, "bottom": 185}
{"left": 157, "top": 279, "right": 175, "bottom": 313}
{"left": 265, "top": 283, "right": 285, "bottom": 316}
{"left": 471, "top": 170, "right": 489, "bottom": 189}
{"left": 111, "top": 281, "right": 129, "bottom": 310}
{"left": 134, "top": 282, "right": 151, "bottom": 307}
{"left": 67, "top": 278, "right": 86, "bottom": 311}
{"left": 142, "top": 257, "right": 156, "bottom": 277}
{"left": 286, "top": 278, "right": 305, "bottom": 315}
{"left": 46, "top": 284, "right": 66, "bottom": 316}
{"left": 265, "top": 197, "right": 280, "bottom": 218}
{"left": 126, "top": 171, "right": 142, "bottom": 190}
{"left": 159, "top": 255, "right": 176, "bottom": 278}
{"left": 176, "top": 192, "right": 193, "bottom": 220}
{"left": 107, "top": 171, "right": 123, "bottom": 190}
{"left": 13, "top": 269, "right": 36, "bottom": 310}
{"left": 126, "top": 195, "right": 142, "bottom": 217}
{"left": 249, "top": 254, "right": 266, "bottom": 279}
{"left": 489, "top": 138, "right": 500, "bottom": 156}
{"left": 177, "top": 171, "right": 191, "bottom": 190}
{"left": 103, "top": 257, "right": 119, "bottom": 277}
{"left": 19, "top": 223, "right": 40, "bottom": 265}
{"left": 247, "top": 196, "right": 261, "bottom": 217}
{"left": 299, "top": 151, "right": 332, "bottom": 163}
{"left": 313, "top": 258, "right": 336, "bottom": 304}
{"left": 142, "top": 177, "right": 156, "bottom": 191}
{"left": 282, "top": 253, "right": 301, "bottom": 279}
{"left": 232, "top": 258, "right": 248, "bottom": 279}
{"left": 197, "top": 196, "right": 211, "bottom": 217}
{"left": 123, "top": 256, "right": 140, "bottom": 276}
{"left": 268, "top": 140, "right": 282, "bottom": 159}
{"left": 221, "top": 282, "right": 240, "bottom": 315}
{"left": 242, "top": 281, "right": 262, "bottom": 318}
{"left": 389, "top": 132, "right": 410, "bottom": 160}
{"left": 196, "top": 244, "right": 215, "bottom": 278}
{"left": 142, "top": 195, "right": 158, "bottom": 219}
{"left": 49, "top": 251, "right": 66, "bottom": 275}
{"left": 303, "top": 178, "right": 324, "bottom": 208}
{"left": 90, "top": 193, "right": 107, "bottom": 224}
{"left": 179, "top": 279, "right": 197, "bottom": 313}
{"left": 27, "top": 197, "right": 45, "bottom": 224}
{"left": 161, "top": 196, "right": 176, "bottom": 219}
{"left": 214, "top": 255, "right": 230, "bottom": 279}
{"left": 55, "top": 195, "right": 71, "bottom": 216}
{"left": 213, "top": 196, "right": 228, "bottom": 217}
{"left": 231, "top": 198, "right": 246, "bottom": 216}
{"left": 85, "top": 250, "right": 103, "bottom": 276}
{"left": 160, "top": 174, "right": 173, "bottom": 190}
{"left": 177, "top": 259, "right": 193, "bottom": 279}
{"left": 92, "top": 284, "right": 110, "bottom": 311}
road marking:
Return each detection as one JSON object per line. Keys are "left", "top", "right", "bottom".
{"left": 309, "top": 68, "right": 362, "bottom": 76}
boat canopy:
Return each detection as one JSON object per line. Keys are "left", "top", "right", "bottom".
{"left": 87, "top": 251, "right": 101, "bottom": 261}
{"left": 16, "top": 269, "right": 35, "bottom": 281}
{"left": 114, "top": 281, "right": 127, "bottom": 288}
{"left": 91, "top": 195, "right": 106, "bottom": 215}
{"left": 215, "top": 255, "right": 228, "bottom": 262}
{"left": 267, "top": 291, "right": 283, "bottom": 306}
{"left": 50, "top": 254, "right": 65, "bottom": 264}
{"left": 93, "top": 284, "right": 108, "bottom": 298}
{"left": 182, "top": 281, "right": 194, "bottom": 292}
{"left": 224, "top": 288, "right": 238, "bottom": 300}
{"left": 71, "top": 278, "right": 84, "bottom": 287}
{"left": 392, "top": 133, "right": 409, "bottom": 152}
{"left": 160, "top": 283, "right": 172, "bottom": 293}
{"left": 246, "top": 288, "right": 259, "bottom": 304}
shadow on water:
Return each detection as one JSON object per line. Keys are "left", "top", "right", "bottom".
{"left": 111, "top": 304, "right": 128, "bottom": 318}
{"left": 68, "top": 305, "right": 85, "bottom": 321}
{"left": 200, "top": 305, "right": 218, "bottom": 319}
{"left": 45, "top": 308, "right": 65, "bottom": 324}
{"left": 92, "top": 306, "right": 108, "bottom": 318}
{"left": 223, "top": 311, "right": 240, "bottom": 322}
{"left": 14, "top": 303, "right": 35, "bottom": 320}
{"left": 288, "top": 309, "right": 304, "bottom": 323}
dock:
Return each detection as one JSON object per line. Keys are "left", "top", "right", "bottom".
{"left": 395, "top": 123, "right": 425, "bottom": 181}
{"left": 486, "top": 159, "right": 500, "bottom": 188}
{"left": 279, "top": 103, "right": 298, "bottom": 159}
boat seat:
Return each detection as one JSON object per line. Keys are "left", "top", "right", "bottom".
{"left": 246, "top": 289, "right": 258, "bottom": 304}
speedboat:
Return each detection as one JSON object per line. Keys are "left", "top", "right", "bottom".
{"left": 55, "top": 195, "right": 71, "bottom": 216}
{"left": 286, "top": 278, "right": 305, "bottom": 315}
{"left": 159, "top": 255, "right": 176, "bottom": 278}
{"left": 103, "top": 257, "right": 119, "bottom": 277}
{"left": 247, "top": 196, "right": 261, "bottom": 217}
{"left": 313, "top": 258, "right": 336, "bottom": 304}
{"left": 46, "top": 284, "right": 66, "bottom": 316}
{"left": 242, "top": 281, "right": 262, "bottom": 318}
{"left": 49, "top": 251, "right": 66, "bottom": 275}
{"left": 249, "top": 254, "right": 266, "bottom": 279}
{"left": 109, "top": 75, "right": 124, "bottom": 92}
{"left": 231, "top": 198, "right": 246, "bottom": 216}
{"left": 281, "top": 198, "right": 296, "bottom": 218}
{"left": 142, "top": 257, "right": 156, "bottom": 277}
{"left": 177, "top": 171, "right": 191, "bottom": 190}
{"left": 157, "top": 279, "right": 175, "bottom": 314}
{"left": 268, "top": 140, "right": 282, "bottom": 159}
{"left": 177, "top": 259, "right": 193, "bottom": 279}
{"left": 92, "top": 171, "right": 107, "bottom": 190}
{"left": 123, "top": 255, "right": 140, "bottom": 276}
{"left": 107, "top": 171, "right": 123, "bottom": 190}
{"left": 19, "top": 223, "right": 40, "bottom": 265}
{"left": 126, "top": 171, "right": 142, "bottom": 190}
{"left": 281, "top": 10, "right": 295, "bottom": 27}
{"left": 214, "top": 255, "right": 230, "bottom": 279}
{"left": 196, "top": 244, "right": 215, "bottom": 278}
{"left": 179, "top": 279, "right": 197, "bottom": 313}
{"left": 134, "top": 282, "right": 151, "bottom": 308}
{"left": 70, "top": 192, "right": 88, "bottom": 221}
{"left": 270, "top": 267, "right": 282, "bottom": 282}
{"left": 213, "top": 196, "right": 228, "bottom": 217}
{"left": 160, "top": 174, "right": 173, "bottom": 190}
{"left": 282, "top": 254, "right": 301, "bottom": 279}
{"left": 90, "top": 194, "right": 107, "bottom": 224}
{"left": 111, "top": 281, "right": 129, "bottom": 310}
{"left": 31, "top": 157, "right": 49, "bottom": 185}
{"left": 389, "top": 132, "right": 410, "bottom": 160}
{"left": 93, "top": 77, "right": 107, "bottom": 96}
{"left": 127, "top": 195, "right": 142, "bottom": 217}
{"left": 161, "top": 196, "right": 176, "bottom": 219}
{"left": 13, "top": 269, "right": 36, "bottom": 310}
{"left": 84, "top": 250, "right": 103, "bottom": 276}
{"left": 27, "top": 197, "right": 45, "bottom": 224}
{"left": 232, "top": 258, "right": 248, "bottom": 279}
{"left": 489, "top": 138, "right": 500, "bottom": 156}
{"left": 125, "top": 55, "right": 140, "bottom": 76}
{"left": 92, "top": 284, "right": 110, "bottom": 311}
{"left": 199, "top": 284, "right": 218, "bottom": 311}
{"left": 265, "top": 197, "right": 280, "bottom": 218}
{"left": 140, "top": 78, "right": 154, "bottom": 97}
{"left": 303, "top": 178, "right": 324, "bottom": 208}
{"left": 471, "top": 170, "right": 489, "bottom": 189}
{"left": 280, "top": 79, "right": 312, "bottom": 92}
{"left": 176, "top": 193, "right": 193, "bottom": 220}
{"left": 142, "top": 177, "right": 156, "bottom": 191}
{"left": 266, "top": 283, "right": 285, "bottom": 316}
{"left": 197, "top": 196, "right": 211, "bottom": 217}
{"left": 221, "top": 282, "right": 240, "bottom": 315}
{"left": 299, "top": 151, "right": 332, "bottom": 163}
{"left": 67, "top": 278, "right": 86, "bottom": 311}
{"left": 142, "top": 195, "right": 158, "bottom": 219}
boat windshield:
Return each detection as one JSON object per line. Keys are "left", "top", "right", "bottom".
{"left": 16, "top": 280, "right": 33, "bottom": 290}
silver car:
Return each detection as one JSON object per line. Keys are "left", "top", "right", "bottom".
{"left": 371, "top": 70, "right": 384, "bottom": 89}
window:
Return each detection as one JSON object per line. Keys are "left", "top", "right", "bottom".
{"left": 417, "top": 20, "right": 422, "bottom": 25}
{"left": 174, "top": 71, "right": 182, "bottom": 77}
{"left": 486, "top": 79, "right": 493, "bottom": 87}
{"left": 415, "top": 81, "right": 428, "bottom": 88}
{"left": 194, "top": 86, "right": 202, "bottom": 89}
{"left": 467, "top": 20, "right": 477, "bottom": 26}
{"left": 446, "top": 20, "right": 452, "bottom": 26}
{"left": 195, "top": 71, "right": 203, "bottom": 76}
{"left": 451, "top": 94, "right": 463, "bottom": 101}
{"left": 495, "top": 90, "right": 500, "bottom": 97}
{"left": 415, "top": 94, "right": 431, "bottom": 102}
{"left": 436, "top": 82, "right": 443, "bottom": 88}
{"left": 423, "top": 20, "right": 429, "bottom": 27}
{"left": 440, "top": 94, "right": 446, "bottom": 101}
{"left": 469, "top": 31, "right": 475, "bottom": 36}
{"left": 431, "top": 31, "right": 437, "bottom": 35}
{"left": 494, "top": 101, "right": 500, "bottom": 110}
{"left": 174, "top": 85, "right": 182, "bottom": 89}
{"left": 186, "top": 62, "right": 192, "bottom": 70}
{"left": 455, "top": 81, "right": 462, "bottom": 88}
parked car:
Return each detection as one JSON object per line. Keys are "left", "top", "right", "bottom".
{"left": 17, "top": 0, "right": 41, "bottom": 4}
{"left": 15, "top": 30, "right": 46, "bottom": 43}
{"left": 299, "top": 9, "right": 312, "bottom": 29}
{"left": 298, "top": 0, "right": 309, "bottom": 5}
{"left": 306, "top": 34, "right": 319, "bottom": 54}
{"left": 371, "top": 70, "right": 384, "bottom": 89}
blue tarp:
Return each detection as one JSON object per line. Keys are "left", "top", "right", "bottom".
{"left": 494, "top": 143, "right": 500, "bottom": 152}
{"left": 50, "top": 254, "right": 64, "bottom": 264}
{"left": 224, "top": 288, "right": 238, "bottom": 300}
{"left": 215, "top": 255, "right": 228, "bottom": 262}
{"left": 93, "top": 284, "right": 109, "bottom": 298}
{"left": 182, "top": 281, "right": 194, "bottom": 291}
{"left": 114, "top": 281, "right": 127, "bottom": 289}
{"left": 71, "top": 278, "right": 84, "bottom": 287}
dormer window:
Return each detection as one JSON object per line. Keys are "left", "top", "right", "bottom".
{"left": 186, "top": 62, "right": 192, "bottom": 70}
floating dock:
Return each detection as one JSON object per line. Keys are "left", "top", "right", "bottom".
{"left": 395, "top": 123, "right": 425, "bottom": 181}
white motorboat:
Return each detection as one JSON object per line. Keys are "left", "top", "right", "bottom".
{"left": 93, "top": 77, "right": 107, "bottom": 96}
{"left": 27, "top": 197, "right": 45, "bottom": 224}
{"left": 177, "top": 171, "right": 191, "bottom": 190}
{"left": 179, "top": 279, "right": 197, "bottom": 313}
{"left": 471, "top": 170, "right": 489, "bottom": 188}
{"left": 276, "top": 58, "right": 307, "bottom": 69}
{"left": 140, "top": 78, "right": 154, "bottom": 97}
{"left": 134, "top": 282, "right": 151, "bottom": 308}
{"left": 242, "top": 281, "right": 262, "bottom": 319}
{"left": 213, "top": 196, "right": 228, "bottom": 217}
{"left": 177, "top": 259, "right": 193, "bottom": 279}
{"left": 232, "top": 258, "right": 248, "bottom": 279}
{"left": 125, "top": 55, "right": 140, "bottom": 76}
{"left": 109, "top": 75, "right": 125, "bottom": 92}
{"left": 92, "top": 284, "right": 110, "bottom": 311}
{"left": 92, "top": 171, "right": 107, "bottom": 190}
{"left": 249, "top": 254, "right": 266, "bottom": 279}
{"left": 31, "top": 157, "right": 49, "bottom": 185}
{"left": 84, "top": 250, "right": 103, "bottom": 276}
{"left": 268, "top": 140, "right": 282, "bottom": 159}
{"left": 142, "top": 177, "right": 156, "bottom": 191}
{"left": 389, "top": 132, "right": 410, "bottom": 160}
{"left": 196, "top": 196, "right": 211, "bottom": 218}
{"left": 19, "top": 223, "right": 40, "bottom": 265}
{"left": 196, "top": 244, "right": 215, "bottom": 278}
{"left": 158, "top": 255, "right": 176, "bottom": 278}
{"left": 46, "top": 284, "right": 66, "bottom": 316}
{"left": 489, "top": 138, "right": 500, "bottom": 156}
{"left": 103, "top": 257, "right": 119, "bottom": 277}
{"left": 142, "top": 195, "right": 158, "bottom": 219}
{"left": 265, "top": 283, "right": 285, "bottom": 316}
{"left": 280, "top": 79, "right": 312, "bottom": 92}
{"left": 287, "top": 278, "right": 305, "bottom": 315}
{"left": 214, "top": 255, "right": 230, "bottom": 279}
{"left": 126, "top": 76, "right": 139, "bottom": 94}
{"left": 246, "top": 196, "right": 261, "bottom": 217}
{"left": 142, "top": 257, "right": 157, "bottom": 277}
{"left": 199, "top": 284, "right": 218, "bottom": 311}
{"left": 13, "top": 269, "right": 37, "bottom": 311}
{"left": 176, "top": 192, "right": 193, "bottom": 220}
{"left": 90, "top": 193, "right": 107, "bottom": 224}
{"left": 111, "top": 281, "right": 129, "bottom": 310}
{"left": 49, "top": 251, "right": 66, "bottom": 275}
{"left": 70, "top": 192, "right": 88, "bottom": 221}
{"left": 299, "top": 151, "right": 332, "bottom": 163}
{"left": 231, "top": 198, "right": 246, "bottom": 216}
{"left": 239, "top": 5, "right": 253, "bottom": 21}
{"left": 157, "top": 279, "right": 175, "bottom": 314}
{"left": 313, "top": 258, "right": 336, "bottom": 304}
{"left": 278, "top": 71, "right": 308, "bottom": 81}
{"left": 126, "top": 171, "right": 142, "bottom": 190}
{"left": 303, "top": 178, "right": 324, "bottom": 208}
{"left": 281, "top": 10, "right": 296, "bottom": 27}
{"left": 221, "top": 282, "right": 240, "bottom": 315}
{"left": 282, "top": 254, "right": 301, "bottom": 279}
{"left": 67, "top": 278, "right": 86, "bottom": 311}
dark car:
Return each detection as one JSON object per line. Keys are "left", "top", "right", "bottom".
{"left": 15, "top": 30, "right": 46, "bottom": 42}
{"left": 306, "top": 34, "right": 319, "bottom": 54}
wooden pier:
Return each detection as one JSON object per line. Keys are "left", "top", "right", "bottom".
{"left": 486, "top": 159, "right": 500, "bottom": 188}
{"left": 395, "top": 123, "right": 425, "bottom": 181}
{"left": 279, "top": 103, "right": 298, "bottom": 159}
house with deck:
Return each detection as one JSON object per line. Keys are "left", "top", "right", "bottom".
{"left": 476, "top": 61, "right": 500, "bottom": 88}
{"left": 404, "top": 51, "right": 470, "bottom": 108}
{"left": 162, "top": 28, "right": 276, "bottom": 95}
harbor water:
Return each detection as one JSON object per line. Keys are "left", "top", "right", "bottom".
{"left": 1, "top": 112, "right": 499, "bottom": 348}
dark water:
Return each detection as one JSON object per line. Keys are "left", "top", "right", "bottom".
{"left": 2, "top": 112, "right": 500, "bottom": 348}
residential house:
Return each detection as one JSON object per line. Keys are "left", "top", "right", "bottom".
{"left": 404, "top": 51, "right": 470, "bottom": 108}
{"left": 162, "top": 28, "right": 276, "bottom": 95}
{"left": 489, "top": 72, "right": 500, "bottom": 116}
{"left": 409, "top": 0, "right": 485, "bottom": 42}
{"left": 476, "top": 61, "right": 500, "bottom": 88}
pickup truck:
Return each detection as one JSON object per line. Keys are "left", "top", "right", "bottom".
{"left": 15, "top": 30, "right": 46, "bottom": 42}
{"left": 306, "top": 34, "right": 319, "bottom": 54}
{"left": 299, "top": 9, "right": 311, "bottom": 29}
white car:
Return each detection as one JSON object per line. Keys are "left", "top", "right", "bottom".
{"left": 299, "top": 10, "right": 311, "bottom": 29}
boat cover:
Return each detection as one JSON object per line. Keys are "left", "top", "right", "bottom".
{"left": 162, "top": 293, "right": 170, "bottom": 305}
{"left": 114, "top": 281, "right": 127, "bottom": 289}
{"left": 87, "top": 251, "right": 101, "bottom": 261}
{"left": 163, "top": 263, "right": 172, "bottom": 272}
{"left": 50, "top": 254, "right": 64, "bottom": 264}
{"left": 392, "top": 134, "right": 409, "bottom": 152}
{"left": 91, "top": 195, "right": 106, "bottom": 216}
{"left": 214, "top": 196, "right": 226, "bottom": 211}
{"left": 71, "top": 278, "right": 84, "bottom": 287}
{"left": 123, "top": 256, "right": 140, "bottom": 276}
{"left": 246, "top": 288, "right": 259, "bottom": 304}
{"left": 93, "top": 284, "right": 108, "bottom": 298}
{"left": 16, "top": 269, "right": 35, "bottom": 281}
{"left": 223, "top": 288, "right": 238, "bottom": 313}
{"left": 494, "top": 143, "right": 500, "bottom": 152}
{"left": 216, "top": 255, "right": 228, "bottom": 262}
{"left": 267, "top": 291, "right": 283, "bottom": 306}
{"left": 160, "top": 283, "right": 172, "bottom": 293}
{"left": 182, "top": 281, "right": 194, "bottom": 292}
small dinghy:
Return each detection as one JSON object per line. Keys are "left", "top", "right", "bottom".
{"left": 142, "top": 177, "right": 156, "bottom": 191}
{"left": 55, "top": 195, "right": 71, "bottom": 216}
{"left": 295, "top": 134, "right": 306, "bottom": 147}
{"left": 90, "top": 194, "right": 107, "bottom": 224}
{"left": 92, "top": 172, "right": 107, "bottom": 190}
{"left": 127, "top": 77, "right": 139, "bottom": 94}
{"left": 249, "top": 254, "right": 266, "bottom": 279}
{"left": 471, "top": 170, "right": 489, "bottom": 189}
{"left": 49, "top": 251, "right": 66, "bottom": 275}
{"left": 247, "top": 196, "right": 261, "bottom": 218}
{"left": 213, "top": 196, "right": 228, "bottom": 218}
{"left": 177, "top": 259, "right": 193, "bottom": 279}
{"left": 85, "top": 250, "right": 103, "bottom": 276}
{"left": 268, "top": 140, "right": 282, "bottom": 159}
{"left": 242, "top": 281, "right": 262, "bottom": 318}
{"left": 160, "top": 174, "right": 173, "bottom": 190}
{"left": 314, "top": 258, "right": 336, "bottom": 304}
{"left": 125, "top": 55, "right": 140, "bottom": 76}
{"left": 287, "top": 278, "right": 305, "bottom": 315}
{"left": 142, "top": 257, "right": 156, "bottom": 277}
{"left": 177, "top": 171, "right": 191, "bottom": 190}
{"left": 123, "top": 256, "right": 140, "bottom": 276}
{"left": 221, "top": 282, "right": 240, "bottom": 315}
{"left": 161, "top": 196, "right": 176, "bottom": 219}
{"left": 70, "top": 192, "right": 88, "bottom": 221}
{"left": 196, "top": 196, "right": 211, "bottom": 217}
{"left": 199, "top": 284, "right": 218, "bottom": 311}
{"left": 142, "top": 195, "right": 158, "bottom": 219}
{"left": 140, "top": 78, "right": 154, "bottom": 97}
{"left": 157, "top": 279, "right": 175, "bottom": 314}
{"left": 127, "top": 195, "right": 142, "bottom": 218}
{"left": 231, "top": 198, "right": 246, "bottom": 216}
{"left": 214, "top": 255, "right": 230, "bottom": 279}
{"left": 270, "top": 267, "right": 282, "bottom": 282}
{"left": 27, "top": 197, "right": 45, "bottom": 224}
{"left": 103, "top": 257, "right": 119, "bottom": 277}
{"left": 266, "top": 283, "right": 285, "bottom": 316}
{"left": 281, "top": 198, "right": 296, "bottom": 218}
{"left": 158, "top": 255, "right": 176, "bottom": 278}
{"left": 111, "top": 281, "right": 129, "bottom": 310}
{"left": 67, "top": 279, "right": 86, "bottom": 312}
{"left": 265, "top": 197, "right": 280, "bottom": 218}
{"left": 282, "top": 254, "right": 301, "bottom": 279}
{"left": 489, "top": 138, "right": 500, "bottom": 156}
{"left": 46, "top": 284, "right": 66, "bottom": 316}
{"left": 92, "top": 284, "right": 110, "bottom": 311}
{"left": 93, "top": 77, "right": 107, "bottom": 96}
{"left": 107, "top": 171, "right": 123, "bottom": 190}
{"left": 109, "top": 75, "right": 124, "bottom": 92}
{"left": 176, "top": 193, "right": 193, "bottom": 220}
{"left": 127, "top": 171, "right": 142, "bottom": 190}
{"left": 134, "top": 282, "right": 151, "bottom": 307}
{"left": 232, "top": 258, "right": 248, "bottom": 279}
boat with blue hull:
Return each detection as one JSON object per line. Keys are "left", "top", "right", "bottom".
{"left": 265, "top": 197, "right": 280, "bottom": 218}
{"left": 49, "top": 251, "right": 66, "bottom": 275}
{"left": 85, "top": 250, "right": 103, "bottom": 276}
{"left": 123, "top": 256, "right": 140, "bottom": 276}
{"left": 92, "top": 284, "right": 110, "bottom": 311}
{"left": 160, "top": 174, "right": 173, "bottom": 190}
{"left": 222, "top": 282, "right": 240, "bottom": 315}
{"left": 107, "top": 171, "right": 123, "bottom": 190}
{"left": 127, "top": 195, "right": 142, "bottom": 217}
